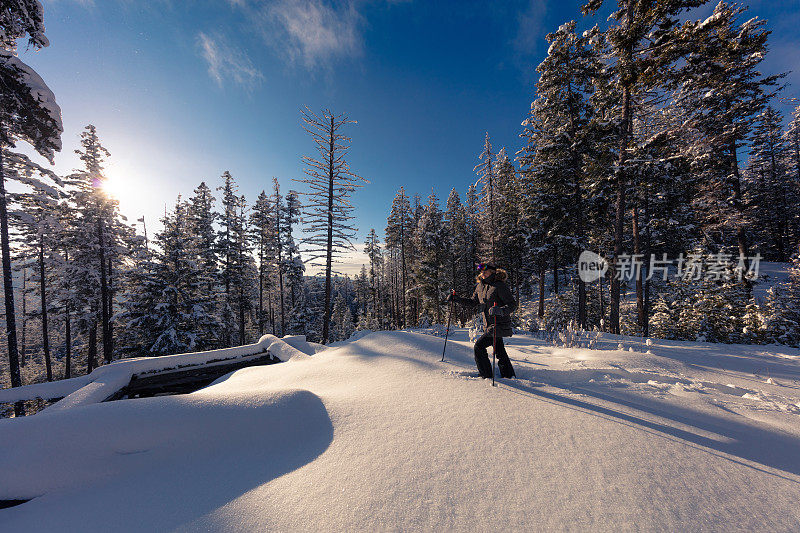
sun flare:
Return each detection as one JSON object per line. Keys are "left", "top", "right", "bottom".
{"left": 101, "top": 172, "right": 125, "bottom": 199}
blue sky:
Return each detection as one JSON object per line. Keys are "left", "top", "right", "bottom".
{"left": 18, "top": 0, "right": 800, "bottom": 274}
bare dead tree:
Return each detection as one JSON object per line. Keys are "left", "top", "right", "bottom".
{"left": 296, "top": 107, "right": 367, "bottom": 344}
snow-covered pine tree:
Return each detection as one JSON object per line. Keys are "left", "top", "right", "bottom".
{"left": 674, "top": 1, "right": 783, "bottom": 275}
{"left": 187, "top": 181, "right": 222, "bottom": 348}
{"left": 493, "top": 148, "right": 527, "bottom": 304}
{"left": 216, "top": 171, "right": 252, "bottom": 345}
{"left": 235, "top": 194, "right": 253, "bottom": 344}
{"left": 64, "top": 125, "right": 125, "bottom": 371}
{"left": 523, "top": 21, "right": 602, "bottom": 328}
{"left": 353, "top": 264, "right": 370, "bottom": 326}
{"left": 746, "top": 106, "right": 795, "bottom": 261}
{"left": 582, "top": 0, "right": 707, "bottom": 334}
{"left": 385, "top": 187, "right": 413, "bottom": 328}
{"left": 117, "top": 229, "right": 160, "bottom": 357}
{"left": 287, "top": 283, "right": 313, "bottom": 338}
{"left": 363, "top": 229, "right": 383, "bottom": 328}
{"left": 269, "top": 178, "right": 288, "bottom": 335}
{"left": 443, "top": 188, "right": 470, "bottom": 296}
{"left": 54, "top": 195, "right": 78, "bottom": 378}
{"left": 785, "top": 104, "right": 800, "bottom": 184}
{"left": 330, "top": 293, "right": 354, "bottom": 342}
{"left": 297, "top": 108, "right": 367, "bottom": 343}
{"left": 474, "top": 132, "right": 497, "bottom": 260}
{"left": 7, "top": 152, "right": 62, "bottom": 381}
{"left": 631, "top": 105, "right": 698, "bottom": 337}
{"left": 518, "top": 106, "right": 552, "bottom": 319}
{"left": 783, "top": 104, "right": 800, "bottom": 248}
{"left": 250, "top": 189, "right": 275, "bottom": 335}
{"left": 464, "top": 184, "right": 480, "bottom": 284}
{"left": 148, "top": 198, "right": 211, "bottom": 355}
{"left": 0, "top": 1, "right": 62, "bottom": 403}
{"left": 413, "top": 191, "right": 447, "bottom": 324}
{"left": 282, "top": 189, "right": 304, "bottom": 315}
{"left": 762, "top": 253, "right": 800, "bottom": 347}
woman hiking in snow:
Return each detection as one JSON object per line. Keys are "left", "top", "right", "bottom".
{"left": 447, "top": 261, "right": 517, "bottom": 379}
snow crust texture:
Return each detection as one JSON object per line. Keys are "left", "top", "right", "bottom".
{"left": 2, "top": 330, "right": 800, "bottom": 532}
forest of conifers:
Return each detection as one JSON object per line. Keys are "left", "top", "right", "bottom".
{"left": 2, "top": 0, "right": 800, "bottom": 394}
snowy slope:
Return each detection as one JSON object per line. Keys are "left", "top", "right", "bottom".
{"left": 2, "top": 330, "right": 800, "bottom": 532}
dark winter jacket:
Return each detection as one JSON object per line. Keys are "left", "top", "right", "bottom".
{"left": 454, "top": 270, "right": 517, "bottom": 337}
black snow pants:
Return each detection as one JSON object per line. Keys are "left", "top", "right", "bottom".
{"left": 474, "top": 328, "right": 515, "bottom": 379}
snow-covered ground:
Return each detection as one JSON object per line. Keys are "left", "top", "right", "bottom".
{"left": 2, "top": 330, "right": 800, "bottom": 531}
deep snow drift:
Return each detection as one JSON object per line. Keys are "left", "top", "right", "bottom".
{"left": 2, "top": 330, "right": 800, "bottom": 531}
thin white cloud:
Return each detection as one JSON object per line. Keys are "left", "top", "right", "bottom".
{"left": 513, "top": 0, "right": 547, "bottom": 56}
{"left": 197, "top": 32, "right": 264, "bottom": 90}
{"left": 263, "top": 0, "right": 363, "bottom": 69}
{"left": 228, "top": 0, "right": 374, "bottom": 70}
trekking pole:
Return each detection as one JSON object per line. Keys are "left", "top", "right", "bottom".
{"left": 441, "top": 290, "right": 455, "bottom": 362}
{"left": 492, "top": 302, "right": 497, "bottom": 387}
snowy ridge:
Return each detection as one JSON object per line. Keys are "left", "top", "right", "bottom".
{"left": 0, "top": 334, "right": 311, "bottom": 409}
{"left": 2, "top": 330, "right": 800, "bottom": 531}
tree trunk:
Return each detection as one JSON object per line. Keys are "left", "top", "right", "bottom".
{"left": 258, "top": 247, "right": 264, "bottom": 335}
{"left": 729, "top": 139, "right": 751, "bottom": 287}
{"left": 276, "top": 198, "right": 285, "bottom": 337}
{"left": 538, "top": 257, "right": 545, "bottom": 318}
{"left": 107, "top": 256, "right": 114, "bottom": 359}
{"left": 21, "top": 266, "right": 26, "bottom": 367}
{"left": 322, "top": 116, "right": 335, "bottom": 344}
{"left": 552, "top": 244, "right": 559, "bottom": 294}
{"left": 239, "top": 284, "right": 246, "bottom": 345}
{"left": 0, "top": 147, "right": 23, "bottom": 407}
{"left": 64, "top": 303, "right": 72, "bottom": 379}
{"left": 278, "top": 268, "right": 285, "bottom": 337}
{"left": 599, "top": 276, "right": 605, "bottom": 331}
{"left": 64, "top": 248, "right": 72, "bottom": 379}
{"left": 611, "top": 2, "right": 634, "bottom": 336}
{"left": 400, "top": 224, "right": 407, "bottom": 328}
{"left": 224, "top": 225, "right": 231, "bottom": 347}
{"left": 97, "top": 216, "right": 111, "bottom": 363}
{"left": 633, "top": 206, "right": 644, "bottom": 336}
{"left": 39, "top": 238, "right": 52, "bottom": 381}
{"left": 643, "top": 194, "right": 651, "bottom": 339}
{"left": 268, "top": 296, "right": 275, "bottom": 334}
{"left": 87, "top": 320, "right": 97, "bottom": 374}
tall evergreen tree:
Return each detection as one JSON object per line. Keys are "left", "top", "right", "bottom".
{"left": 65, "top": 125, "right": 124, "bottom": 371}
{"left": 583, "top": 0, "right": 706, "bottom": 333}
{"left": 746, "top": 106, "right": 794, "bottom": 260}
{"left": 250, "top": 190, "right": 274, "bottom": 336}
{"left": 187, "top": 181, "right": 221, "bottom": 348}
{"left": 364, "top": 228, "right": 383, "bottom": 327}
{"left": 528, "top": 21, "right": 602, "bottom": 328}
{"left": 385, "top": 187, "right": 413, "bottom": 328}
{"left": 674, "top": 1, "right": 782, "bottom": 272}
{"left": 0, "top": 2, "right": 61, "bottom": 405}
{"left": 474, "top": 132, "right": 497, "bottom": 260}
{"left": 413, "top": 192, "right": 446, "bottom": 324}
{"left": 282, "top": 190, "right": 305, "bottom": 316}
{"left": 443, "top": 188, "right": 469, "bottom": 294}
{"left": 272, "top": 178, "right": 287, "bottom": 336}
{"left": 217, "top": 171, "right": 250, "bottom": 345}
{"left": 7, "top": 152, "right": 62, "bottom": 381}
